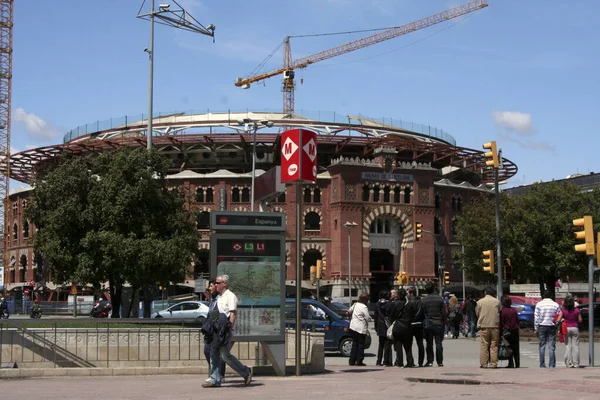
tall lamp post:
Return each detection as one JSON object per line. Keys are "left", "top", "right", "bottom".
{"left": 238, "top": 119, "right": 274, "bottom": 211}
{"left": 137, "top": 0, "right": 215, "bottom": 150}
{"left": 344, "top": 221, "right": 358, "bottom": 304}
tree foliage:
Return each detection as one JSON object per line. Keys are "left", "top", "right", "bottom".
{"left": 456, "top": 182, "right": 600, "bottom": 298}
{"left": 26, "top": 148, "right": 201, "bottom": 317}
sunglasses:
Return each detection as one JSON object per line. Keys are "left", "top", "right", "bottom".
{"left": 215, "top": 281, "right": 224, "bottom": 284}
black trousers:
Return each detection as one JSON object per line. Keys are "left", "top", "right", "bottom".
{"left": 412, "top": 325, "right": 425, "bottom": 366}
{"left": 505, "top": 328, "right": 520, "bottom": 368}
{"left": 349, "top": 329, "right": 366, "bottom": 365}
{"left": 425, "top": 324, "right": 444, "bottom": 365}
{"left": 376, "top": 335, "right": 393, "bottom": 366}
{"left": 393, "top": 327, "right": 414, "bottom": 367}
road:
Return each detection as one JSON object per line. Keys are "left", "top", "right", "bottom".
{"left": 325, "top": 327, "right": 600, "bottom": 368}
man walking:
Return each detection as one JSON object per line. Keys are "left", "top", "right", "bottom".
{"left": 534, "top": 290, "right": 562, "bottom": 368}
{"left": 202, "top": 280, "right": 225, "bottom": 382}
{"left": 476, "top": 287, "right": 501, "bottom": 368}
{"left": 462, "top": 295, "right": 477, "bottom": 338}
{"left": 421, "top": 287, "right": 446, "bottom": 367}
{"left": 407, "top": 287, "right": 425, "bottom": 367}
{"left": 203, "top": 275, "right": 253, "bottom": 388}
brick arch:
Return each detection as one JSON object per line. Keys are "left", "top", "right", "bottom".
{"left": 302, "top": 206, "right": 321, "bottom": 218}
{"left": 362, "top": 205, "right": 413, "bottom": 247}
{"left": 270, "top": 205, "right": 286, "bottom": 215}
{"left": 232, "top": 205, "right": 250, "bottom": 212}
{"left": 301, "top": 243, "right": 327, "bottom": 264}
{"left": 198, "top": 206, "right": 213, "bottom": 212}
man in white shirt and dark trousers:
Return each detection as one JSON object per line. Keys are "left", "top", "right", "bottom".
{"left": 203, "top": 275, "right": 253, "bottom": 388}
{"left": 534, "top": 290, "right": 562, "bottom": 368}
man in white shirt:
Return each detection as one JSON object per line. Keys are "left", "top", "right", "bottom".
{"left": 534, "top": 290, "right": 562, "bottom": 368}
{"left": 203, "top": 275, "right": 253, "bottom": 388}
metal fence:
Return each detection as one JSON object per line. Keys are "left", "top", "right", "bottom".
{"left": 0, "top": 319, "right": 319, "bottom": 369}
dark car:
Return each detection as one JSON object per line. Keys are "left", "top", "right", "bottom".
{"left": 285, "top": 299, "right": 371, "bottom": 357}
{"left": 512, "top": 303, "right": 535, "bottom": 329}
{"left": 576, "top": 302, "right": 600, "bottom": 329}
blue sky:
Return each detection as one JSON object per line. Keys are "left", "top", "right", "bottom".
{"left": 11, "top": 0, "right": 599, "bottom": 188}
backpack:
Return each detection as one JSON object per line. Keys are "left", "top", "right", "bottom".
{"left": 448, "top": 304, "right": 459, "bottom": 321}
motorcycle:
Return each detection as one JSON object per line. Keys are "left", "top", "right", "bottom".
{"left": 0, "top": 308, "right": 9, "bottom": 319}
{"left": 90, "top": 301, "right": 112, "bottom": 318}
{"left": 30, "top": 309, "right": 42, "bottom": 319}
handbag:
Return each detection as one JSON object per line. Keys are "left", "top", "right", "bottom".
{"left": 386, "top": 321, "right": 396, "bottom": 340}
{"left": 498, "top": 332, "right": 513, "bottom": 360}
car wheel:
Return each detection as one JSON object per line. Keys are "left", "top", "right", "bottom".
{"left": 518, "top": 320, "right": 527, "bottom": 329}
{"left": 155, "top": 315, "right": 163, "bottom": 319}
{"left": 197, "top": 316, "right": 206, "bottom": 324}
{"left": 339, "top": 337, "right": 354, "bottom": 357}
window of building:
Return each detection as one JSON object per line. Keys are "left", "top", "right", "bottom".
{"left": 451, "top": 217, "right": 458, "bottom": 236}
{"left": 304, "top": 188, "right": 312, "bottom": 203}
{"left": 20, "top": 254, "right": 27, "bottom": 282}
{"left": 197, "top": 187, "right": 214, "bottom": 203}
{"left": 456, "top": 197, "right": 462, "bottom": 212}
{"left": 404, "top": 187, "right": 412, "bottom": 204}
{"left": 23, "top": 218, "right": 29, "bottom": 238}
{"left": 13, "top": 222, "right": 17, "bottom": 241}
{"left": 362, "top": 185, "right": 370, "bottom": 202}
{"left": 304, "top": 212, "right": 321, "bottom": 231}
{"left": 373, "top": 185, "right": 381, "bottom": 202}
{"left": 276, "top": 191, "right": 286, "bottom": 203}
{"left": 241, "top": 187, "right": 250, "bottom": 203}
{"left": 434, "top": 217, "right": 442, "bottom": 235}
{"left": 370, "top": 217, "right": 393, "bottom": 234}
{"left": 313, "top": 188, "right": 321, "bottom": 203}
{"left": 451, "top": 196, "right": 457, "bottom": 211}
{"left": 197, "top": 211, "right": 210, "bottom": 230}
{"left": 434, "top": 194, "right": 441, "bottom": 209}
{"left": 232, "top": 188, "right": 241, "bottom": 203}
{"left": 383, "top": 187, "right": 390, "bottom": 203}
{"left": 393, "top": 187, "right": 401, "bottom": 203}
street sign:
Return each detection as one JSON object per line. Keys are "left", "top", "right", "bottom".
{"left": 280, "top": 128, "right": 317, "bottom": 183}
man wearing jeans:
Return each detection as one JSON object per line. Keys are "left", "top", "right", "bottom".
{"left": 534, "top": 291, "right": 562, "bottom": 368}
{"left": 203, "top": 275, "right": 253, "bottom": 388}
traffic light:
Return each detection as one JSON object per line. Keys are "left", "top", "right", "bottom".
{"left": 310, "top": 265, "right": 316, "bottom": 284}
{"left": 573, "top": 216, "right": 595, "bottom": 255}
{"left": 503, "top": 258, "right": 512, "bottom": 281}
{"left": 482, "top": 141, "right": 499, "bottom": 169}
{"left": 443, "top": 271, "right": 450, "bottom": 285}
{"left": 316, "top": 260, "right": 326, "bottom": 279}
{"left": 482, "top": 250, "right": 495, "bottom": 274}
{"left": 415, "top": 221, "right": 422, "bottom": 241}
{"left": 396, "top": 271, "right": 409, "bottom": 285}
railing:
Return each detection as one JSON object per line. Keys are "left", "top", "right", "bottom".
{"left": 0, "top": 319, "right": 322, "bottom": 370}
{"left": 62, "top": 109, "right": 456, "bottom": 146}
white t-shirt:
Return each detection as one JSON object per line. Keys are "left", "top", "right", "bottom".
{"left": 217, "top": 289, "right": 238, "bottom": 317}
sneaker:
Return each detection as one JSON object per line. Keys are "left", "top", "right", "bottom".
{"left": 244, "top": 367, "right": 253, "bottom": 386}
{"left": 205, "top": 378, "right": 211, "bottom": 383}
{"left": 423, "top": 363, "right": 433, "bottom": 367}
{"left": 202, "top": 382, "right": 221, "bottom": 388}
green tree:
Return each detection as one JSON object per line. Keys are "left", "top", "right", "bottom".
{"left": 456, "top": 182, "right": 600, "bottom": 299}
{"left": 26, "top": 148, "right": 201, "bottom": 317}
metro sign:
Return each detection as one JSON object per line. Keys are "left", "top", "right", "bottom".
{"left": 280, "top": 128, "right": 317, "bottom": 183}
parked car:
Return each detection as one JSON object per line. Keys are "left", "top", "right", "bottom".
{"left": 152, "top": 301, "right": 209, "bottom": 323}
{"left": 327, "top": 301, "right": 350, "bottom": 319}
{"left": 285, "top": 299, "right": 371, "bottom": 357}
{"left": 576, "top": 302, "right": 600, "bottom": 329}
{"left": 512, "top": 303, "right": 535, "bottom": 329}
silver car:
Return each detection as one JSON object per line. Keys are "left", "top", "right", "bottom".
{"left": 153, "top": 301, "right": 209, "bottom": 323}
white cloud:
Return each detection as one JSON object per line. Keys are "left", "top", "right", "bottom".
{"left": 491, "top": 110, "right": 534, "bottom": 136}
{"left": 13, "top": 107, "right": 59, "bottom": 140}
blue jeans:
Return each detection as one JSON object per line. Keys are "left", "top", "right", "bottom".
{"left": 467, "top": 315, "right": 476, "bottom": 337}
{"left": 538, "top": 325, "right": 556, "bottom": 368}
{"left": 210, "top": 338, "right": 250, "bottom": 385}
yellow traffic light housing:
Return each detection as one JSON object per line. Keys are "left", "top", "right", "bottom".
{"left": 503, "top": 258, "right": 512, "bottom": 281}
{"left": 443, "top": 271, "right": 450, "bottom": 285}
{"left": 482, "top": 250, "right": 495, "bottom": 274}
{"left": 482, "top": 141, "right": 499, "bottom": 169}
{"left": 396, "top": 271, "right": 409, "bottom": 285}
{"left": 415, "top": 221, "right": 422, "bottom": 241}
{"left": 573, "top": 216, "right": 595, "bottom": 255}
{"left": 316, "top": 260, "right": 326, "bottom": 279}
{"left": 310, "top": 265, "right": 317, "bottom": 284}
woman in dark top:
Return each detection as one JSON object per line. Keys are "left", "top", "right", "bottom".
{"left": 499, "top": 295, "right": 519, "bottom": 368}
{"left": 373, "top": 290, "right": 393, "bottom": 366}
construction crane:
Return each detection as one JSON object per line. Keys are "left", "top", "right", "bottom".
{"left": 235, "top": 0, "right": 488, "bottom": 113}
{"left": 0, "top": 0, "right": 12, "bottom": 282}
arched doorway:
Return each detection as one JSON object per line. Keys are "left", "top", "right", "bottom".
{"left": 368, "top": 216, "right": 403, "bottom": 300}
{"left": 302, "top": 249, "right": 322, "bottom": 281}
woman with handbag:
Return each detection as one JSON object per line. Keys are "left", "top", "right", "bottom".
{"left": 499, "top": 295, "right": 520, "bottom": 368}
{"left": 561, "top": 295, "right": 582, "bottom": 368}
{"left": 348, "top": 292, "right": 372, "bottom": 366}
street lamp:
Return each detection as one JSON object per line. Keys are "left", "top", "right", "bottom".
{"left": 238, "top": 119, "right": 274, "bottom": 211}
{"left": 344, "top": 221, "right": 358, "bottom": 303}
{"left": 137, "top": 0, "right": 215, "bottom": 150}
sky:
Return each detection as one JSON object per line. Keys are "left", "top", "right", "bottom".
{"left": 10, "top": 0, "right": 600, "bottom": 189}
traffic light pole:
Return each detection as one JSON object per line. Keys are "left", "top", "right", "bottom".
{"left": 493, "top": 168, "right": 503, "bottom": 299}
{"left": 588, "top": 255, "right": 598, "bottom": 367}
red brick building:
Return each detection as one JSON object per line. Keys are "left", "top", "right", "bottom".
{"left": 4, "top": 111, "right": 517, "bottom": 301}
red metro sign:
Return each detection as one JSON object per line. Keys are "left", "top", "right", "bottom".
{"left": 280, "top": 128, "right": 317, "bottom": 183}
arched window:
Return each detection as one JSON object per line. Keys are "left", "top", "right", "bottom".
{"left": 313, "top": 188, "right": 321, "bottom": 203}
{"left": 241, "top": 188, "right": 250, "bottom": 203}
{"left": 196, "top": 188, "right": 205, "bottom": 203}
{"left": 393, "top": 187, "right": 401, "bottom": 203}
{"left": 403, "top": 187, "right": 412, "bottom": 204}
{"left": 304, "top": 212, "right": 321, "bottom": 231}
{"left": 197, "top": 211, "right": 210, "bottom": 230}
{"left": 205, "top": 188, "right": 214, "bottom": 203}
{"left": 457, "top": 197, "right": 462, "bottom": 212}
{"left": 434, "top": 217, "right": 442, "bottom": 235}
{"left": 373, "top": 185, "right": 380, "bottom": 202}
{"left": 434, "top": 194, "right": 441, "bottom": 209}
{"left": 383, "top": 187, "right": 391, "bottom": 203}
{"left": 23, "top": 218, "right": 29, "bottom": 238}
{"left": 304, "top": 188, "right": 312, "bottom": 203}
{"left": 13, "top": 222, "right": 17, "bottom": 240}
{"left": 20, "top": 254, "right": 27, "bottom": 282}
{"left": 362, "top": 185, "right": 370, "bottom": 202}
{"left": 232, "top": 188, "right": 241, "bottom": 203}
{"left": 451, "top": 196, "right": 457, "bottom": 211}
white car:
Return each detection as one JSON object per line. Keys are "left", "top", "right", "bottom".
{"left": 153, "top": 301, "right": 209, "bottom": 322}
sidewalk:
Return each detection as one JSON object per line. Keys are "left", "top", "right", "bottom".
{"left": 1, "top": 365, "right": 599, "bottom": 399}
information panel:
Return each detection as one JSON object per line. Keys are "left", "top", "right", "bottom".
{"left": 211, "top": 233, "right": 285, "bottom": 341}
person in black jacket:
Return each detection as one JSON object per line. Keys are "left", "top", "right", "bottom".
{"left": 407, "top": 287, "right": 425, "bottom": 367}
{"left": 421, "top": 288, "right": 447, "bottom": 367}
{"left": 374, "top": 290, "right": 392, "bottom": 366}
{"left": 389, "top": 289, "right": 416, "bottom": 368}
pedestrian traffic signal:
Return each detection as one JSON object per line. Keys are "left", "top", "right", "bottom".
{"left": 310, "top": 265, "right": 316, "bottom": 284}
{"left": 482, "top": 141, "right": 499, "bottom": 169}
{"left": 573, "top": 216, "right": 595, "bottom": 255}
{"left": 503, "top": 258, "right": 512, "bottom": 281}
{"left": 415, "top": 221, "right": 422, "bottom": 241}
{"left": 443, "top": 271, "right": 450, "bottom": 285}
{"left": 482, "top": 250, "right": 495, "bottom": 274}
{"left": 316, "top": 259, "right": 326, "bottom": 279}
{"left": 396, "top": 271, "right": 409, "bottom": 285}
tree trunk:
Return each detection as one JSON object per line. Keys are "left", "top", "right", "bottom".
{"left": 126, "top": 287, "right": 138, "bottom": 318}
{"left": 538, "top": 281, "right": 546, "bottom": 298}
{"left": 142, "top": 285, "right": 154, "bottom": 318}
{"left": 545, "top": 275, "right": 556, "bottom": 301}
{"left": 109, "top": 281, "right": 123, "bottom": 318}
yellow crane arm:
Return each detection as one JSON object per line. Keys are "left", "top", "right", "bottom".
{"left": 235, "top": 0, "right": 488, "bottom": 87}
